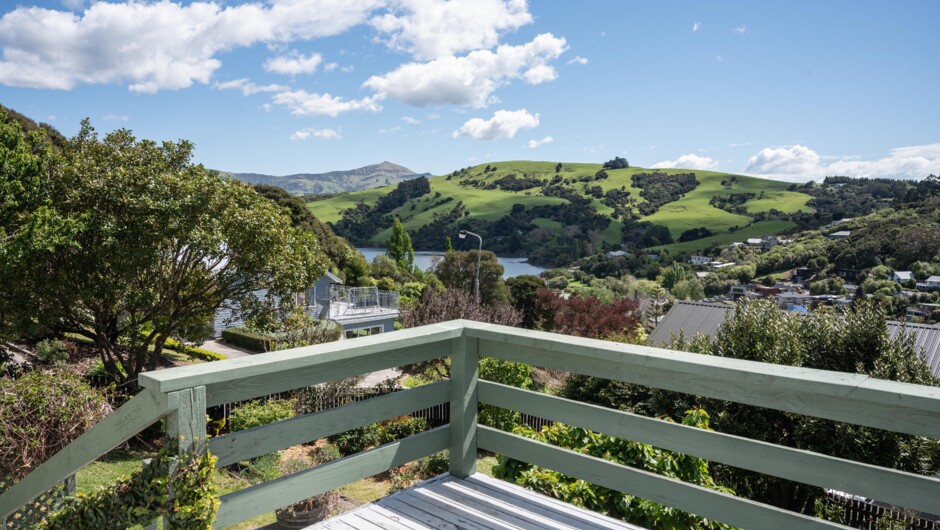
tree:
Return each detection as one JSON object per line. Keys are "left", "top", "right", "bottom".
{"left": 386, "top": 217, "right": 415, "bottom": 272}
{"left": 433, "top": 249, "right": 509, "bottom": 305}
{"left": 603, "top": 156, "right": 630, "bottom": 170}
{"left": 505, "top": 275, "right": 545, "bottom": 329}
{"left": 0, "top": 118, "right": 326, "bottom": 385}
{"left": 554, "top": 162, "right": 562, "bottom": 173}
{"left": 535, "top": 289, "right": 642, "bottom": 340}
{"left": 444, "top": 236, "right": 454, "bottom": 252}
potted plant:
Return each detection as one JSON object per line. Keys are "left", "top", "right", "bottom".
{"left": 274, "top": 456, "right": 341, "bottom": 529}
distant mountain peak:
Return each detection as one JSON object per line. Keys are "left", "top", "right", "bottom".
{"left": 223, "top": 162, "right": 427, "bottom": 195}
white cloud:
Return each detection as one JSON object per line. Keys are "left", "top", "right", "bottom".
{"left": 525, "top": 136, "right": 554, "bottom": 148}
{"left": 716, "top": 55, "right": 723, "bottom": 62}
{"left": 289, "top": 127, "right": 341, "bottom": 140}
{"left": 692, "top": 22, "right": 701, "bottom": 32}
{"left": 744, "top": 143, "right": 940, "bottom": 182}
{"left": 364, "top": 33, "right": 567, "bottom": 107}
{"left": 0, "top": 0, "right": 381, "bottom": 92}
{"left": 102, "top": 114, "right": 129, "bottom": 121}
{"left": 272, "top": 90, "right": 382, "bottom": 117}
{"left": 264, "top": 52, "right": 323, "bottom": 75}
{"left": 378, "top": 126, "right": 402, "bottom": 134}
{"left": 452, "top": 109, "right": 539, "bottom": 140}
{"left": 370, "top": 0, "right": 533, "bottom": 60}
{"left": 401, "top": 116, "right": 421, "bottom": 125}
{"left": 215, "top": 78, "right": 287, "bottom": 96}
{"left": 566, "top": 55, "right": 588, "bottom": 65}
{"left": 324, "top": 62, "right": 338, "bottom": 71}
{"left": 732, "top": 26, "right": 748, "bottom": 34}
{"left": 652, "top": 153, "right": 718, "bottom": 170}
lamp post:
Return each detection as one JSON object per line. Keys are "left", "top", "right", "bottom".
{"left": 458, "top": 229, "right": 482, "bottom": 304}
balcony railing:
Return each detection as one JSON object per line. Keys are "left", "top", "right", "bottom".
{"left": 323, "top": 285, "right": 399, "bottom": 319}
{"left": 2, "top": 320, "right": 939, "bottom": 529}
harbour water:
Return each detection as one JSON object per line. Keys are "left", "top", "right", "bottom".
{"left": 356, "top": 247, "right": 546, "bottom": 278}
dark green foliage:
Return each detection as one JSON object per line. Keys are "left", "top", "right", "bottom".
{"left": 33, "top": 339, "right": 70, "bottom": 366}
{"left": 220, "top": 328, "right": 276, "bottom": 352}
{"left": 494, "top": 409, "right": 733, "bottom": 530}
{"left": 621, "top": 219, "right": 674, "bottom": 248}
{"left": 631, "top": 171, "right": 698, "bottom": 216}
{"left": 0, "top": 106, "right": 68, "bottom": 151}
{"left": 602, "top": 156, "right": 630, "bottom": 170}
{"left": 505, "top": 275, "right": 545, "bottom": 328}
{"left": 0, "top": 371, "right": 111, "bottom": 480}
{"left": 433, "top": 250, "right": 508, "bottom": 305}
{"left": 163, "top": 337, "right": 226, "bottom": 362}
{"left": 228, "top": 398, "right": 296, "bottom": 432}
{"left": 678, "top": 226, "right": 714, "bottom": 242}
{"left": 331, "top": 177, "right": 431, "bottom": 244}
{"left": 42, "top": 448, "right": 219, "bottom": 530}
{"left": 487, "top": 174, "right": 542, "bottom": 191}
{"left": 252, "top": 184, "right": 369, "bottom": 285}
{"left": 328, "top": 416, "right": 428, "bottom": 456}
{"left": 709, "top": 192, "right": 756, "bottom": 215}
{"left": 478, "top": 357, "right": 534, "bottom": 431}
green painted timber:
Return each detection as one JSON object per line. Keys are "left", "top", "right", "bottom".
{"left": 449, "top": 335, "right": 479, "bottom": 478}
{"left": 210, "top": 381, "right": 451, "bottom": 467}
{"left": 477, "top": 426, "right": 846, "bottom": 530}
{"left": 0, "top": 388, "right": 170, "bottom": 519}
{"left": 140, "top": 323, "right": 463, "bottom": 406}
{"left": 464, "top": 322, "right": 940, "bottom": 438}
{"left": 479, "top": 380, "right": 940, "bottom": 515}
{"left": 167, "top": 386, "right": 207, "bottom": 454}
{"left": 213, "top": 425, "right": 451, "bottom": 528}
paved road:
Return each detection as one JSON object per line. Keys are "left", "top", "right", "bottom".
{"left": 199, "top": 340, "right": 252, "bottom": 359}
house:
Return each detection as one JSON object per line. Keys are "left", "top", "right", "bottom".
{"left": 213, "top": 271, "right": 400, "bottom": 339}
{"left": 892, "top": 271, "right": 913, "bottom": 284}
{"left": 729, "top": 285, "right": 750, "bottom": 301}
{"left": 647, "top": 301, "right": 940, "bottom": 379}
{"left": 606, "top": 250, "right": 629, "bottom": 258}
{"left": 828, "top": 230, "right": 851, "bottom": 240}
{"left": 916, "top": 275, "right": 940, "bottom": 291}
{"left": 776, "top": 292, "right": 813, "bottom": 308}
{"left": 759, "top": 236, "right": 779, "bottom": 250}
{"left": 746, "top": 238, "right": 763, "bottom": 246}
{"left": 907, "top": 303, "right": 940, "bottom": 321}
{"left": 690, "top": 255, "right": 711, "bottom": 266}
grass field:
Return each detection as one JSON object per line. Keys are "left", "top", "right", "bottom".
{"left": 306, "top": 160, "right": 811, "bottom": 251}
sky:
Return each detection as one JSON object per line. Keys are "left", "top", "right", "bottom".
{"left": 1, "top": 1, "right": 939, "bottom": 182}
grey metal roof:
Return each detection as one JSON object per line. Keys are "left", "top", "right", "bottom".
{"left": 647, "top": 301, "right": 732, "bottom": 347}
{"left": 887, "top": 321, "right": 940, "bottom": 379}
{"left": 648, "top": 301, "right": 940, "bottom": 378}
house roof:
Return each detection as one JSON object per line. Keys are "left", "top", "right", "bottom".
{"left": 323, "top": 270, "right": 343, "bottom": 284}
{"left": 894, "top": 271, "right": 913, "bottom": 280}
{"left": 648, "top": 301, "right": 940, "bottom": 378}
{"left": 927, "top": 275, "right": 940, "bottom": 282}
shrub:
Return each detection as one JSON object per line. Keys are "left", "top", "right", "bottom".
{"left": 328, "top": 416, "right": 428, "bottom": 456}
{"left": 228, "top": 398, "right": 295, "bottom": 432}
{"left": 0, "top": 371, "right": 111, "bottom": 480}
{"left": 221, "top": 328, "right": 276, "bottom": 352}
{"left": 42, "top": 448, "right": 218, "bottom": 530}
{"left": 85, "top": 360, "right": 127, "bottom": 388}
{"left": 165, "top": 337, "right": 226, "bottom": 362}
{"left": 34, "top": 339, "right": 70, "bottom": 366}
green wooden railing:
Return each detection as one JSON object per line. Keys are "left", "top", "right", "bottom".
{"left": 2, "top": 320, "right": 939, "bottom": 529}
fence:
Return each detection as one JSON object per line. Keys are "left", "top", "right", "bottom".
{"left": 0, "top": 475, "right": 74, "bottom": 529}
{"left": 825, "top": 492, "right": 939, "bottom": 530}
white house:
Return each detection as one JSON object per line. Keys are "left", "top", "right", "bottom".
{"left": 917, "top": 275, "right": 940, "bottom": 291}
{"left": 892, "top": 271, "right": 913, "bottom": 284}
{"left": 690, "top": 255, "right": 711, "bottom": 266}
{"left": 213, "top": 271, "right": 400, "bottom": 339}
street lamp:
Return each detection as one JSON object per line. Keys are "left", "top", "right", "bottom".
{"left": 458, "top": 229, "right": 482, "bottom": 304}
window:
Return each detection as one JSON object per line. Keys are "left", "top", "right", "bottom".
{"left": 344, "top": 325, "right": 384, "bottom": 339}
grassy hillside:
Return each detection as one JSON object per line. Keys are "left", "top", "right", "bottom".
{"left": 307, "top": 161, "right": 811, "bottom": 261}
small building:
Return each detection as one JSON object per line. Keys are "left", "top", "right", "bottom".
{"left": 711, "top": 261, "right": 736, "bottom": 270}
{"left": 606, "top": 250, "right": 629, "bottom": 258}
{"left": 690, "top": 255, "right": 711, "bottom": 266}
{"left": 746, "top": 238, "right": 763, "bottom": 246}
{"left": 695, "top": 271, "right": 710, "bottom": 279}
{"left": 892, "top": 271, "right": 913, "bottom": 284}
{"left": 916, "top": 275, "right": 940, "bottom": 291}
{"left": 907, "top": 303, "right": 940, "bottom": 321}
{"left": 213, "top": 272, "right": 400, "bottom": 339}
{"left": 828, "top": 230, "right": 851, "bottom": 240}
{"left": 776, "top": 292, "right": 813, "bottom": 308}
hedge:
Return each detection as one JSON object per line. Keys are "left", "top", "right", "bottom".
{"left": 164, "top": 337, "right": 226, "bottom": 362}
{"left": 220, "top": 328, "right": 276, "bottom": 353}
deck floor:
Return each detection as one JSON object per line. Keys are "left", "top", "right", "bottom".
{"left": 307, "top": 473, "right": 645, "bottom": 530}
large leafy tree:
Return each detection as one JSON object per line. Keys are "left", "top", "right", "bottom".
{"left": 0, "top": 115, "right": 326, "bottom": 385}
{"left": 433, "top": 249, "right": 509, "bottom": 305}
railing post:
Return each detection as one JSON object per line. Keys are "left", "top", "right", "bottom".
{"left": 145, "top": 386, "right": 206, "bottom": 530}
{"left": 449, "top": 334, "right": 479, "bottom": 478}
{"left": 166, "top": 386, "right": 208, "bottom": 455}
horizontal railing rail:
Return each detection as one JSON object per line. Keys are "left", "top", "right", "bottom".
{"left": 3, "top": 319, "right": 939, "bottom": 530}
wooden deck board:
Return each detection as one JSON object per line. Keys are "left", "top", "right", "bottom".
{"left": 303, "top": 473, "right": 646, "bottom": 530}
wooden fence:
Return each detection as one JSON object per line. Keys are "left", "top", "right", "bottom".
{"left": 825, "top": 492, "right": 939, "bottom": 530}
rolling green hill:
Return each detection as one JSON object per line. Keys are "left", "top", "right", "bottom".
{"left": 308, "top": 161, "right": 812, "bottom": 263}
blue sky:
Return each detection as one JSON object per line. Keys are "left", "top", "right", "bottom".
{"left": 1, "top": 1, "right": 938, "bottom": 181}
